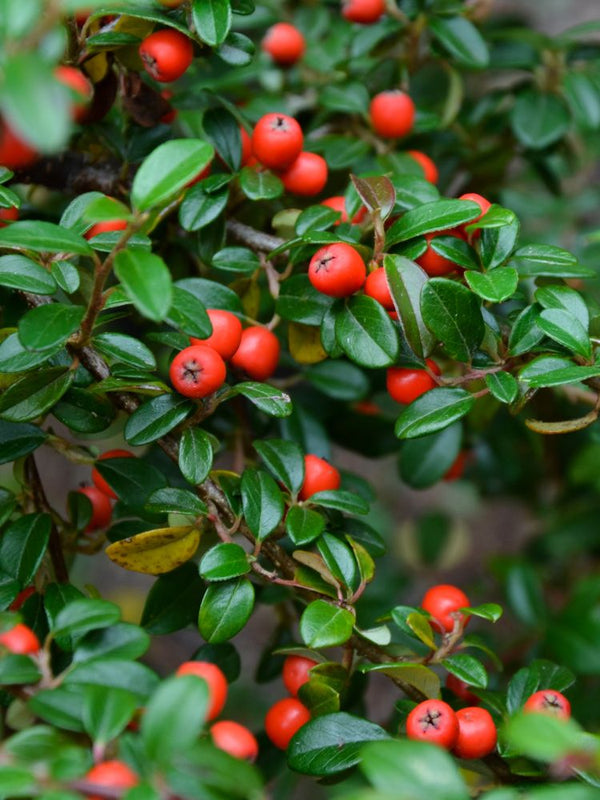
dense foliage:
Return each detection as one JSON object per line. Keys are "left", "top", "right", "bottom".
{"left": 0, "top": 0, "right": 600, "bottom": 798}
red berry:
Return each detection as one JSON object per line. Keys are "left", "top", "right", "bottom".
{"left": 9, "top": 586, "right": 35, "bottom": 611}
{"left": 240, "top": 126, "right": 252, "bottom": 166}
{"left": 446, "top": 673, "right": 480, "bottom": 705}
{"left": 169, "top": 345, "right": 226, "bottom": 399}
{"left": 459, "top": 192, "right": 491, "bottom": 223}
{"left": 77, "top": 486, "right": 113, "bottom": 533}
{"left": 85, "top": 760, "right": 138, "bottom": 800}
{"left": 210, "top": 720, "right": 259, "bottom": 761}
{"left": 190, "top": 309, "right": 242, "bottom": 361}
{"left": 0, "top": 120, "right": 37, "bottom": 170}
{"left": 407, "top": 150, "right": 438, "bottom": 184}
{"left": 443, "top": 451, "right": 468, "bottom": 482}
{"left": 265, "top": 697, "right": 311, "bottom": 750}
{"left": 283, "top": 655, "right": 318, "bottom": 696}
{"left": 279, "top": 151, "right": 328, "bottom": 196}
{"left": 298, "top": 454, "right": 341, "bottom": 501}
{"left": 139, "top": 29, "right": 194, "bottom": 83}
{"left": 230, "top": 326, "right": 280, "bottom": 382}
{"left": 342, "top": 0, "right": 386, "bottom": 24}
{"left": 370, "top": 91, "right": 415, "bottom": 138}
{"left": 364, "top": 268, "right": 394, "bottom": 310}
{"left": 84, "top": 219, "right": 128, "bottom": 240}
{"left": 308, "top": 242, "right": 366, "bottom": 298}
{"left": 262, "top": 23, "right": 305, "bottom": 66}
{"left": 386, "top": 359, "right": 440, "bottom": 405}
{"left": 416, "top": 230, "right": 465, "bottom": 277}
{"left": 453, "top": 707, "right": 497, "bottom": 759}
{"left": 92, "top": 449, "right": 135, "bottom": 500}
{"left": 0, "top": 623, "right": 40, "bottom": 655}
{"left": 406, "top": 699, "right": 459, "bottom": 750}
{"left": 523, "top": 690, "right": 571, "bottom": 719}
{"left": 0, "top": 206, "right": 18, "bottom": 227}
{"left": 176, "top": 661, "right": 228, "bottom": 721}
{"left": 321, "top": 196, "right": 366, "bottom": 225}
{"left": 251, "top": 113, "right": 303, "bottom": 170}
{"left": 421, "top": 584, "right": 470, "bottom": 634}
{"left": 55, "top": 66, "right": 93, "bottom": 123}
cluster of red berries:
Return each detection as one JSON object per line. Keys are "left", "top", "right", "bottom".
{"left": 170, "top": 310, "right": 280, "bottom": 399}
{"left": 76, "top": 448, "right": 135, "bottom": 534}
{"left": 266, "top": 655, "right": 314, "bottom": 749}
{"left": 251, "top": 112, "right": 328, "bottom": 196}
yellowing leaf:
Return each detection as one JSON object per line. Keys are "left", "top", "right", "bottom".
{"left": 288, "top": 323, "right": 327, "bottom": 365}
{"left": 230, "top": 277, "right": 260, "bottom": 319}
{"left": 367, "top": 663, "right": 441, "bottom": 699}
{"left": 105, "top": 526, "right": 200, "bottom": 575}
{"left": 83, "top": 53, "right": 108, "bottom": 83}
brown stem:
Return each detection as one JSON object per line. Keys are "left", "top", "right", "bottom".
{"left": 24, "top": 456, "right": 69, "bottom": 584}
{"left": 226, "top": 219, "right": 284, "bottom": 253}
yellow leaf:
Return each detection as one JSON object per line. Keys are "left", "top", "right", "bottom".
{"left": 288, "top": 323, "right": 327, "bottom": 365}
{"left": 83, "top": 53, "right": 109, "bottom": 83}
{"left": 105, "top": 526, "right": 200, "bottom": 575}
{"left": 230, "top": 277, "right": 260, "bottom": 319}
{"left": 367, "top": 663, "right": 441, "bottom": 699}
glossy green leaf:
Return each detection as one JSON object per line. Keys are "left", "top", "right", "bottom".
{"left": 0, "top": 255, "right": 56, "bottom": 294}
{"left": 192, "top": 0, "right": 232, "bottom": 46}
{"left": 300, "top": 600, "right": 354, "bottom": 648}
{"left": 254, "top": 439, "right": 304, "bottom": 494}
{"left": 511, "top": 245, "right": 591, "bottom": 278}
{"left": 335, "top": 295, "right": 398, "bottom": 368}
{"left": 94, "top": 458, "right": 166, "bottom": 510}
{"left": 429, "top": 15, "right": 489, "bottom": 68}
{"left": 145, "top": 488, "right": 207, "bottom": 516}
{"left": 141, "top": 563, "right": 203, "bottom": 635}
{"left": 179, "top": 428, "right": 214, "bottom": 486}
{"left": 229, "top": 382, "right": 292, "bottom": 417}
{"left": 421, "top": 279, "right": 485, "bottom": 361}
{"left": 480, "top": 220, "right": 520, "bottom": 269}
{"left": 536, "top": 285, "right": 589, "bottom": 329}
{"left": 0, "top": 655, "right": 41, "bottom": 685}
{"left": 73, "top": 624, "right": 150, "bottom": 664}
{"left": 537, "top": 309, "right": 592, "bottom": 359}
{"left": 524, "top": 365, "right": 600, "bottom": 389}
{"left": 286, "top": 506, "right": 326, "bottom": 546}
{"left": 179, "top": 184, "right": 229, "bottom": 232}
{"left": 52, "top": 599, "right": 121, "bottom": 640}
{"left": 386, "top": 200, "right": 480, "bottom": 246}
{"left": 442, "top": 654, "right": 488, "bottom": 688}
{"left": 212, "top": 246, "right": 260, "bottom": 274}
{"left": 82, "top": 686, "right": 137, "bottom": 745}
{"left": 241, "top": 468, "right": 284, "bottom": 540}
{"left": 124, "top": 395, "right": 193, "bottom": 446}
{"left": 0, "top": 420, "right": 47, "bottom": 464}
{"left": 309, "top": 490, "right": 369, "bottom": 515}
{"left": 203, "top": 107, "right": 243, "bottom": 171}
{"left": 305, "top": 359, "right": 369, "bottom": 401}
{"left": 0, "top": 333, "right": 61, "bottom": 373}
{"left": 384, "top": 255, "right": 434, "bottom": 358}
{"left": 0, "top": 513, "right": 50, "bottom": 586}
{"left": 0, "top": 367, "right": 73, "bottom": 422}
{"left": 199, "top": 543, "right": 250, "bottom": 581}
{"left": 431, "top": 235, "right": 479, "bottom": 271}
{"left": 465, "top": 268, "right": 518, "bottom": 303}
{"left": 399, "top": 423, "right": 462, "bottom": 489}
{"left": 166, "top": 287, "right": 212, "bottom": 338}
{"left": 142, "top": 674, "right": 208, "bottom": 762}
{"left": 288, "top": 713, "right": 389, "bottom": 776}
{"left": 508, "top": 305, "right": 544, "bottom": 356}
{"left": 317, "top": 533, "right": 359, "bottom": 591}
{"left": 277, "top": 275, "right": 334, "bottom": 326}
{"left": 239, "top": 166, "right": 283, "bottom": 200}
{"left": 485, "top": 371, "right": 518, "bottom": 404}
{"left": 198, "top": 578, "right": 254, "bottom": 643}
{"left": 395, "top": 388, "right": 475, "bottom": 439}
{"left": 132, "top": 139, "right": 214, "bottom": 211}
{"left": 18, "top": 304, "right": 84, "bottom": 351}
{"left": 0, "top": 221, "right": 92, "bottom": 255}
{"left": 351, "top": 175, "right": 395, "bottom": 219}
{"left": 114, "top": 250, "right": 173, "bottom": 323}
{"left": 94, "top": 333, "right": 156, "bottom": 370}
{"left": 63, "top": 659, "right": 159, "bottom": 701}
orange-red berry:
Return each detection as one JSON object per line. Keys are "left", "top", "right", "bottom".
{"left": 453, "top": 707, "right": 497, "bottom": 759}
{"left": 321, "top": 196, "right": 366, "bottom": 225}
{"left": 279, "top": 152, "right": 328, "bottom": 196}
{"left": 421, "top": 584, "right": 470, "bottom": 634}
{"left": 176, "top": 661, "right": 228, "bottom": 721}
{"left": 407, "top": 150, "right": 438, "bottom": 184}
{"left": 283, "top": 655, "right": 318, "bottom": 696}
{"left": 230, "top": 327, "right": 280, "bottom": 382}
{"left": 139, "top": 29, "right": 194, "bottom": 83}
{"left": 416, "top": 230, "right": 465, "bottom": 277}
{"left": 342, "top": 0, "right": 386, "bottom": 24}
{"left": 523, "top": 690, "right": 571, "bottom": 719}
{"left": 77, "top": 486, "right": 113, "bottom": 533}
{"left": 210, "top": 720, "right": 259, "bottom": 761}
{"left": 0, "top": 623, "right": 40, "bottom": 655}
{"left": 308, "top": 242, "right": 366, "bottom": 298}
{"left": 406, "top": 699, "right": 459, "bottom": 750}
{"left": 169, "top": 345, "right": 226, "bottom": 399}
{"left": 0, "top": 120, "right": 37, "bottom": 170}
{"left": 262, "top": 23, "right": 305, "bottom": 66}
{"left": 298, "top": 454, "right": 341, "bottom": 501}
{"left": 386, "top": 359, "right": 440, "bottom": 405}
{"left": 364, "top": 267, "right": 394, "bottom": 310}
{"left": 370, "top": 91, "right": 415, "bottom": 138}
{"left": 190, "top": 309, "right": 242, "bottom": 361}
{"left": 251, "top": 113, "right": 303, "bottom": 171}
{"left": 265, "top": 698, "right": 311, "bottom": 750}
{"left": 55, "top": 65, "right": 93, "bottom": 123}
{"left": 85, "top": 760, "right": 138, "bottom": 800}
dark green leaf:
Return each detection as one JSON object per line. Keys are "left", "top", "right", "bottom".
{"left": 82, "top": 687, "right": 137, "bottom": 745}
{"left": 505, "top": 563, "right": 547, "bottom": 627}
{"left": 198, "top": 578, "right": 255, "bottom": 643}
{"left": 384, "top": 255, "right": 434, "bottom": 359}
{"left": 166, "top": 287, "right": 212, "bottom": 338}
{"left": 510, "top": 245, "right": 591, "bottom": 278}
{"left": 399, "top": 423, "right": 462, "bottom": 489}
{"left": 18, "top": 304, "right": 84, "bottom": 351}
{"left": 199, "top": 543, "right": 250, "bottom": 581}
{"left": 179, "top": 428, "right": 214, "bottom": 486}
{"left": 192, "top": 0, "right": 232, "bottom": 46}
{"left": 216, "top": 31, "right": 255, "bottom": 66}
{"left": 52, "top": 599, "right": 121, "bottom": 640}
{"left": 254, "top": 439, "right": 304, "bottom": 494}
{"left": 179, "top": 184, "right": 229, "bottom": 232}
{"left": 0, "top": 654, "right": 41, "bottom": 685}
{"left": 124, "top": 395, "right": 193, "bottom": 446}
{"left": 0, "top": 333, "right": 61, "bottom": 373}
{"left": 241, "top": 468, "right": 284, "bottom": 540}
{"left": 141, "top": 564, "right": 203, "bottom": 635}
{"left": 305, "top": 359, "right": 369, "bottom": 401}
{"left": 230, "top": 382, "right": 292, "bottom": 417}
{"left": 94, "top": 458, "right": 166, "bottom": 510}
{"left": 286, "top": 506, "right": 326, "bottom": 546}
{"left": 386, "top": 200, "right": 480, "bottom": 246}
{"left": 28, "top": 687, "right": 85, "bottom": 733}
{"left": 524, "top": 365, "right": 600, "bottom": 389}
{"left": 0, "top": 513, "right": 50, "bottom": 585}
{"left": 239, "top": 167, "right": 283, "bottom": 200}
{"left": 114, "top": 250, "right": 173, "bottom": 323}
{"left": 73, "top": 624, "right": 150, "bottom": 664}
{"left": 309, "top": 490, "right": 369, "bottom": 515}
{"left": 508, "top": 305, "right": 544, "bottom": 356}
{"left": 317, "top": 533, "right": 359, "bottom": 591}
{"left": 335, "top": 295, "right": 399, "bottom": 368}
{"left": 537, "top": 309, "right": 591, "bottom": 359}
{"left": 277, "top": 275, "right": 334, "bottom": 325}
{"left": 202, "top": 107, "right": 242, "bottom": 171}
{"left": 0, "top": 255, "right": 56, "bottom": 294}
{"left": 480, "top": 220, "right": 520, "bottom": 269}
{"left": 300, "top": 600, "right": 354, "bottom": 648}
{"left": 212, "top": 247, "right": 260, "bottom": 274}
{"left": 94, "top": 333, "right": 156, "bottom": 370}
{"left": 395, "top": 388, "right": 475, "bottom": 439}
{"left": 429, "top": 16, "right": 489, "bottom": 68}
{"left": 536, "top": 285, "right": 589, "bottom": 327}
{"left": 63, "top": 659, "right": 159, "bottom": 701}
{"left": 321, "top": 83, "right": 370, "bottom": 115}
{"left": 0, "top": 367, "right": 73, "bottom": 423}
{"left": 0, "top": 421, "right": 47, "bottom": 464}
{"left": 0, "top": 221, "right": 92, "bottom": 256}
{"left": 485, "top": 372, "right": 519, "bottom": 404}
{"left": 465, "top": 268, "right": 518, "bottom": 303}
{"left": 442, "top": 654, "right": 488, "bottom": 688}
{"left": 295, "top": 206, "right": 342, "bottom": 236}
{"left": 431, "top": 235, "right": 479, "bottom": 271}
{"left": 145, "top": 488, "right": 207, "bottom": 516}
{"left": 421, "top": 278, "right": 485, "bottom": 361}
{"left": 142, "top": 674, "right": 208, "bottom": 762}
{"left": 511, "top": 90, "right": 571, "bottom": 149}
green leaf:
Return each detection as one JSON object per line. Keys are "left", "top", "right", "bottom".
{"left": 504, "top": 713, "right": 589, "bottom": 764}
{"left": 335, "top": 295, "right": 399, "bottom": 368}
{"left": 429, "top": 16, "right": 489, "bottom": 68}
{"left": 505, "top": 563, "right": 547, "bottom": 627}
{"left": 305, "top": 360, "right": 369, "bottom": 401}
{"left": 230, "top": 382, "right": 292, "bottom": 417}
{"left": 145, "top": 488, "right": 207, "bottom": 516}
{"left": 510, "top": 245, "right": 591, "bottom": 278}
{"left": 508, "top": 305, "right": 544, "bottom": 356}
{"left": 18, "top": 304, "right": 84, "bottom": 351}
{"left": 277, "top": 275, "right": 334, "bottom": 326}
{"left": 465, "top": 268, "right": 518, "bottom": 303}
{"left": 300, "top": 600, "right": 354, "bottom": 648}
{"left": 287, "top": 713, "right": 389, "bottom": 776}
{"left": 142, "top": 674, "right": 208, "bottom": 762}
{"left": 386, "top": 200, "right": 480, "bottom": 246}
{"left": 321, "top": 82, "right": 370, "bottom": 115}
{"left": 212, "top": 246, "right": 260, "bottom": 275}
{"left": 480, "top": 220, "right": 520, "bottom": 269}
{"left": 239, "top": 166, "right": 283, "bottom": 200}
{"left": 82, "top": 686, "right": 137, "bottom": 745}
{"left": 241, "top": 468, "right": 284, "bottom": 540}
{"left": 360, "top": 739, "right": 468, "bottom": 800}
{"left": 351, "top": 175, "right": 395, "bottom": 219}
{"left": 94, "top": 333, "right": 156, "bottom": 370}
{"left": 94, "top": 458, "right": 166, "bottom": 510}
{"left": 0, "top": 421, "right": 47, "bottom": 464}
{"left": 52, "top": 599, "right": 121, "bottom": 640}
{"left": 199, "top": 543, "right": 250, "bottom": 581}
{"left": 389, "top": 173, "right": 440, "bottom": 210}
{"left": 0, "top": 654, "right": 41, "bottom": 685}
{"left": 132, "top": 139, "right": 214, "bottom": 211}
{"left": 114, "top": 250, "right": 173, "bottom": 323}
{"left": 202, "top": 107, "right": 243, "bottom": 171}
{"left": 73, "top": 624, "right": 150, "bottom": 664}
{"left": 198, "top": 578, "right": 255, "bottom": 643}
{"left": 421, "top": 279, "right": 485, "bottom": 361}
{"left": 399, "top": 423, "right": 462, "bottom": 489}
{"left": 254, "top": 439, "right": 304, "bottom": 494}
{"left": 0, "top": 765, "right": 35, "bottom": 797}
{"left": 384, "top": 255, "right": 434, "bottom": 359}
{"left": 179, "top": 428, "right": 214, "bottom": 486}
{"left": 0, "top": 333, "right": 61, "bottom": 373}
{"left": 537, "top": 309, "right": 592, "bottom": 359}
{"left": 463, "top": 603, "right": 503, "bottom": 622}
{"left": 0, "top": 255, "right": 56, "bottom": 294}
{"left": 485, "top": 372, "right": 518, "bottom": 404}
{"left": 124, "top": 395, "right": 193, "bottom": 446}
{"left": 0, "top": 221, "right": 92, "bottom": 256}
{"left": 442, "top": 654, "right": 488, "bottom": 688}
{"left": 309, "top": 490, "right": 369, "bottom": 515}
{"left": 63, "top": 659, "right": 159, "bottom": 701}
{"left": 0, "top": 513, "right": 50, "bottom": 585}
{"left": 0, "top": 367, "right": 73, "bottom": 422}
{"left": 524, "top": 365, "right": 600, "bottom": 389}
{"left": 536, "top": 285, "right": 589, "bottom": 328}
{"left": 286, "top": 506, "right": 326, "bottom": 546}
{"left": 84, "top": 196, "right": 132, "bottom": 223}
{"left": 3, "top": 52, "right": 70, "bottom": 153}
{"left": 166, "top": 287, "right": 212, "bottom": 338}
{"left": 318, "top": 533, "right": 359, "bottom": 591}
{"left": 28, "top": 686, "right": 85, "bottom": 733}
{"left": 430, "top": 235, "right": 479, "bottom": 271}
{"left": 216, "top": 31, "right": 255, "bottom": 66}
{"left": 295, "top": 206, "right": 341, "bottom": 236}
{"left": 179, "top": 184, "right": 229, "bottom": 232}
{"left": 141, "top": 563, "right": 203, "bottom": 635}
{"left": 511, "top": 90, "right": 571, "bottom": 150}
{"left": 395, "top": 388, "right": 475, "bottom": 439}
{"left": 192, "top": 0, "right": 232, "bottom": 46}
